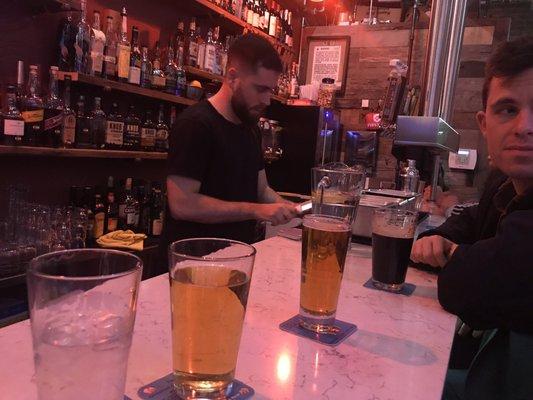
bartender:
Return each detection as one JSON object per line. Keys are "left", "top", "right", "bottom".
{"left": 159, "top": 34, "right": 297, "bottom": 265}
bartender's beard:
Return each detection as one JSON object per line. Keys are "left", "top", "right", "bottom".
{"left": 231, "top": 87, "right": 265, "bottom": 126}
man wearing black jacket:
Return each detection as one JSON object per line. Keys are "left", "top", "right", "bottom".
{"left": 410, "top": 37, "right": 533, "bottom": 400}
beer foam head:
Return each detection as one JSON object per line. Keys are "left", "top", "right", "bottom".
{"left": 372, "top": 208, "right": 415, "bottom": 238}
{"left": 303, "top": 214, "right": 351, "bottom": 232}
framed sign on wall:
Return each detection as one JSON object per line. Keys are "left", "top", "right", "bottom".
{"left": 304, "top": 36, "right": 351, "bottom": 94}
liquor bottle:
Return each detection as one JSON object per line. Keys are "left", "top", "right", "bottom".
{"left": 121, "top": 178, "right": 140, "bottom": 231}
{"left": 138, "top": 185, "right": 151, "bottom": 234}
{"left": 105, "top": 178, "right": 119, "bottom": 233}
{"left": 43, "top": 66, "right": 64, "bottom": 147}
{"left": 15, "top": 61, "right": 25, "bottom": 110}
{"left": 91, "top": 97, "right": 106, "bottom": 149}
{"left": 197, "top": 27, "right": 206, "bottom": 70}
{"left": 123, "top": 105, "right": 141, "bottom": 151}
{"left": 212, "top": 27, "right": 223, "bottom": 76}
{"left": 175, "top": 20, "right": 186, "bottom": 68}
{"left": 61, "top": 75, "right": 76, "bottom": 148}
{"left": 59, "top": 13, "right": 77, "bottom": 71}
{"left": 117, "top": 7, "right": 131, "bottom": 82}
{"left": 175, "top": 49, "right": 187, "bottom": 97}
{"left": 83, "top": 186, "right": 95, "bottom": 245}
{"left": 268, "top": 2, "right": 277, "bottom": 37}
{"left": 164, "top": 39, "right": 178, "bottom": 94}
{"left": 93, "top": 193, "right": 106, "bottom": 239}
{"left": 264, "top": 0, "right": 271, "bottom": 34}
{"left": 223, "top": 36, "right": 231, "bottom": 76}
{"left": 155, "top": 104, "right": 169, "bottom": 152}
{"left": 105, "top": 102, "right": 124, "bottom": 149}
{"left": 252, "top": 0, "right": 260, "bottom": 28}
{"left": 140, "top": 46, "right": 152, "bottom": 88}
{"left": 241, "top": 0, "right": 249, "bottom": 22}
{"left": 140, "top": 110, "right": 156, "bottom": 151}
{"left": 289, "top": 62, "right": 300, "bottom": 99}
{"left": 128, "top": 26, "right": 142, "bottom": 85}
{"left": 275, "top": 4, "right": 283, "bottom": 41}
{"left": 75, "top": 95, "right": 94, "bottom": 148}
{"left": 21, "top": 65, "right": 44, "bottom": 146}
{"left": 75, "top": 0, "right": 91, "bottom": 73}
{"left": 102, "top": 16, "right": 118, "bottom": 79}
{"left": 150, "top": 186, "right": 163, "bottom": 236}
{"left": 203, "top": 28, "right": 216, "bottom": 73}
{"left": 246, "top": 0, "right": 254, "bottom": 24}
{"left": 89, "top": 10, "right": 105, "bottom": 76}
{"left": 151, "top": 41, "right": 166, "bottom": 90}
{"left": 186, "top": 18, "right": 199, "bottom": 68}
{"left": 259, "top": 0, "right": 266, "bottom": 31}
{"left": 2, "top": 85, "right": 25, "bottom": 146}
{"left": 286, "top": 11, "right": 293, "bottom": 46}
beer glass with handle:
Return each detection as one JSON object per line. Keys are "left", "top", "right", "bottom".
{"left": 299, "top": 214, "right": 352, "bottom": 333}
{"left": 169, "top": 238, "right": 256, "bottom": 399}
{"left": 371, "top": 207, "right": 417, "bottom": 292}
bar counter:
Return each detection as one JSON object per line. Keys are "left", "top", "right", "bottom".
{"left": 0, "top": 236, "right": 456, "bottom": 399}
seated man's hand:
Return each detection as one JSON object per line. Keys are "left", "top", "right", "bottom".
{"left": 410, "top": 235, "right": 458, "bottom": 268}
{"left": 255, "top": 203, "right": 298, "bottom": 226}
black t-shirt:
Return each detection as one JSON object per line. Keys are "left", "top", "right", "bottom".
{"left": 162, "top": 100, "right": 265, "bottom": 247}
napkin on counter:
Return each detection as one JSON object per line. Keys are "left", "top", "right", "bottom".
{"left": 96, "top": 230, "right": 147, "bottom": 251}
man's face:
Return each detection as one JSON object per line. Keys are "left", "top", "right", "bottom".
{"left": 230, "top": 66, "right": 279, "bottom": 125}
{"left": 477, "top": 68, "right": 533, "bottom": 180}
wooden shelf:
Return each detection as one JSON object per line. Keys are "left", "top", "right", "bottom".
{"left": 192, "top": 0, "right": 294, "bottom": 55}
{"left": 0, "top": 145, "right": 168, "bottom": 160}
{"left": 184, "top": 66, "right": 224, "bottom": 83}
{"left": 58, "top": 72, "right": 197, "bottom": 107}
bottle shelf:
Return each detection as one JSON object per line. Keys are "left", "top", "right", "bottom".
{"left": 183, "top": 66, "right": 287, "bottom": 104}
{"left": 57, "top": 72, "right": 197, "bottom": 107}
{"left": 192, "top": 0, "right": 294, "bottom": 55}
{"left": 0, "top": 145, "right": 168, "bottom": 160}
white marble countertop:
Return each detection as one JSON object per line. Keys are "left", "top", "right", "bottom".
{"left": 0, "top": 236, "right": 456, "bottom": 400}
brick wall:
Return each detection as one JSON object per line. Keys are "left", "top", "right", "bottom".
{"left": 299, "top": 6, "right": 531, "bottom": 200}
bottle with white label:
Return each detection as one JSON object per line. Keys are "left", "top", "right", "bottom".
{"left": 2, "top": 85, "right": 25, "bottom": 146}
{"left": 116, "top": 7, "right": 131, "bottom": 82}
{"left": 128, "top": 26, "right": 142, "bottom": 85}
{"left": 105, "top": 103, "right": 124, "bottom": 149}
{"left": 21, "top": 65, "right": 44, "bottom": 146}
{"left": 203, "top": 28, "right": 216, "bottom": 73}
{"left": 61, "top": 75, "right": 76, "bottom": 148}
{"left": 89, "top": 10, "right": 106, "bottom": 76}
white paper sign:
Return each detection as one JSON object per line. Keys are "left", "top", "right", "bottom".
{"left": 311, "top": 45, "right": 342, "bottom": 87}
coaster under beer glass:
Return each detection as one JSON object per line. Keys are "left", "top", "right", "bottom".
{"left": 299, "top": 215, "right": 351, "bottom": 334}
{"left": 371, "top": 208, "right": 417, "bottom": 292}
{"left": 168, "top": 238, "right": 256, "bottom": 399}
{"left": 27, "top": 249, "right": 142, "bottom": 400}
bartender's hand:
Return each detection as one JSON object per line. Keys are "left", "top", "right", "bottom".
{"left": 255, "top": 203, "right": 298, "bottom": 226}
{"left": 410, "top": 235, "right": 459, "bottom": 268}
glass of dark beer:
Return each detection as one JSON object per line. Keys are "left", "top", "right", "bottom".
{"left": 299, "top": 214, "right": 352, "bottom": 333}
{"left": 371, "top": 207, "right": 416, "bottom": 292}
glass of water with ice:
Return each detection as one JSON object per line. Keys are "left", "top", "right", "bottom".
{"left": 27, "top": 249, "right": 142, "bottom": 400}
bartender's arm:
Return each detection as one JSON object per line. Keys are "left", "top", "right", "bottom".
{"left": 167, "top": 175, "right": 296, "bottom": 226}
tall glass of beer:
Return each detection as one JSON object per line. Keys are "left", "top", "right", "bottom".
{"left": 168, "top": 238, "right": 256, "bottom": 399}
{"left": 299, "top": 214, "right": 351, "bottom": 333}
{"left": 371, "top": 207, "right": 417, "bottom": 292}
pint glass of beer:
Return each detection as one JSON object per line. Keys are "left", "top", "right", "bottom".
{"left": 168, "top": 238, "right": 256, "bottom": 399}
{"left": 299, "top": 214, "right": 351, "bottom": 333}
{"left": 371, "top": 208, "right": 417, "bottom": 292}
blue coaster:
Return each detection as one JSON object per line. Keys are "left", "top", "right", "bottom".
{"left": 279, "top": 315, "right": 357, "bottom": 346}
{"left": 363, "top": 278, "right": 416, "bottom": 296}
{"left": 137, "top": 373, "right": 254, "bottom": 400}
